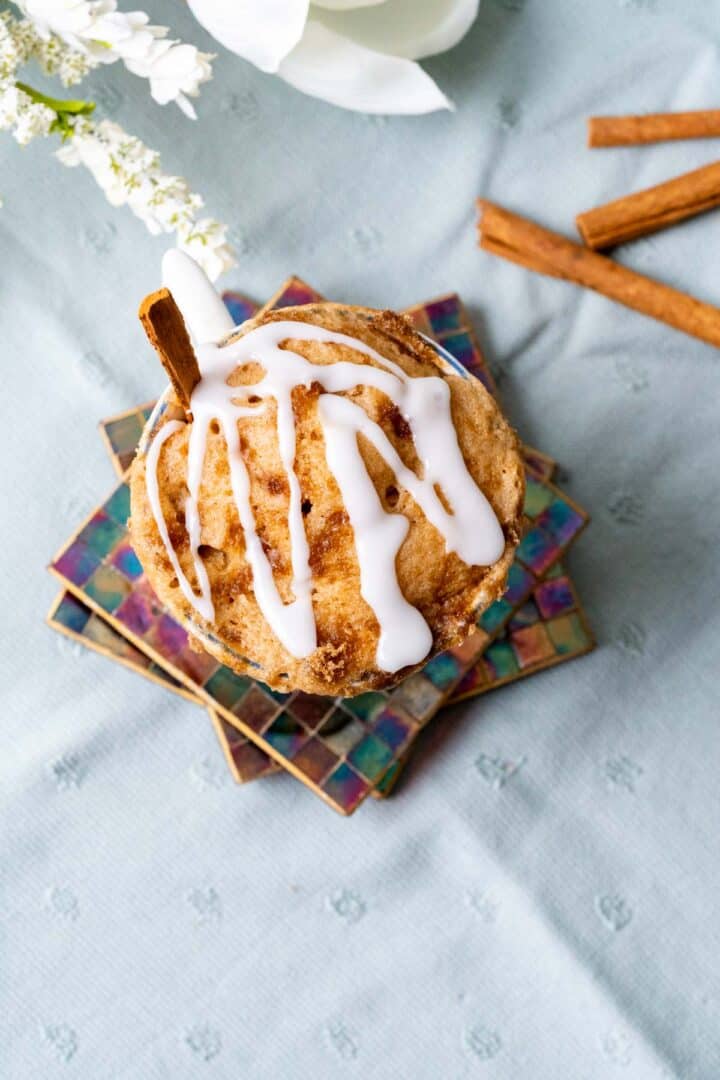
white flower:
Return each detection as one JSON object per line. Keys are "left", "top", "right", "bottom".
{"left": 20, "top": 1, "right": 158, "bottom": 58}
{"left": 37, "top": 37, "right": 93, "bottom": 86}
{"left": 187, "top": 0, "right": 479, "bottom": 114}
{"left": 13, "top": 97, "right": 55, "bottom": 143}
{"left": 0, "top": 10, "right": 42, "bottom": 79}
{"left": 177, "top": 218, "right": 235, "bottom": 281}
{"left": 56, "top": 118, "right": 235, "bottom": 279}
{"left": 0, "top": 9, "right": 91, "bottom": 86}
{"left": 0, "top": 83, "right": 55, "bottom": 144}
{"left": 124, "top": 39, "right": 214, "bottom": 118}
{"left": 0, "top": 14, "right": 23, "bottom": 81}
{"left": 1, "top": 6, "right": 231, "bottom": 276}
{"left": 17, "top": 1, "right": 213, "bottom": 114}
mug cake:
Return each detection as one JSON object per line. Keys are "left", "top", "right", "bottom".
{"left": 130, "top": 253, "right": 525, "bottom": 696}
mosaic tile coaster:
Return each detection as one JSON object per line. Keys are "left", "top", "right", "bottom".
{"left": 96, "top": 283, "right": 553, "bottom": 793}
{"left": 450, "top": 562, "right": 594, "bottom": 703}
{"left": 206, "top": 707, "right": 282, "bottom": 785}
{"left": 47, "top": 591, "right": 278, "bottom": 784}
{"left": 96, "top": 285, "right": 562, "bottom": 795}
{"left": 53, "top": 282, "right": 587, "bottom": 813}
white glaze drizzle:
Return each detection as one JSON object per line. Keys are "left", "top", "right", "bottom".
{"left": 162, "top": 249, "right": 234, "bottom": 346}
{"left": 146, "top": 253, "right": 505, "bottom": 672}
{"left": 319, "top": 395, "right": 432, "bottom": 671}
{"left": 145, "top": 418, "right": 213, "bottom": 623}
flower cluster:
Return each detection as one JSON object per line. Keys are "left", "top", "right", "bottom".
{"left": 0, "top": 80, "right": 53, "bottom": 143}
{"left": 1, "top": 8, "right": 91, "bottom": 86}
{"left": 58, "top": 118, "right": 234, "bottom": 278}
{"left": 0, "top": 3, "right": 234, "bottom": 279}
{"left": 18, "top": 0, "right": 213, "bottom": 116}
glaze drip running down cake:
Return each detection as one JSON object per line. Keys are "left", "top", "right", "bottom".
{"left": 130, "top": 253, "right": 525, "bottom": 696}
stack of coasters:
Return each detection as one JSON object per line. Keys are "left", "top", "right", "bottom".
{"left": 47, "top": 280, "right": 593, "bottom": 814}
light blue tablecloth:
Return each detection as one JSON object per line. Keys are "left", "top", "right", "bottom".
{"left": 3, "top": 2, "right": 720, "bottom": 1076}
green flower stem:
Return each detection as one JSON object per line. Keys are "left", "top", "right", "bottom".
{"left": 14, "top": 80, "right": 95, "bottom": 139}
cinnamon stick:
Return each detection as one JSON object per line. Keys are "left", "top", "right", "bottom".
{"left": 576, "top": 160, "right": 720, "bottom": 249}
{"left": 138, "top": 288, "right": 200, "bottom": 413}
{"left": 477, "top": 200, "right": 720, "bottom": 349}
{"left": 588, "top": 110, "right": 720, "bottom": 148}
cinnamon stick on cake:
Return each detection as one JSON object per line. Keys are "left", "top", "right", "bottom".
{"left": 139, "top": 288, "right": 200, "bottom": 414}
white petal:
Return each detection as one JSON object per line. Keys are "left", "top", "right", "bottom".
{"left": 174, "top": 93, "right": 198, "bottom": 119}
{"left": 186, "top": 0, "right": 309, "bottom": 73}
{"left": 313, "top": 1, "right": 386, "bottom": 9}
{"left": 316, "top": 0, "right": 479, "bottom": 60}
{"left": 278, "top": 20, "right": 451, "bottom": 114}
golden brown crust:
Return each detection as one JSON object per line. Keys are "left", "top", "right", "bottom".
{"left": 130, "top": 303, "right": 525, "bottom": 695}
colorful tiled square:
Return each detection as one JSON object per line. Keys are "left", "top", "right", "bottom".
{"left": 534, "top": 576, "right": 575, "bottom": 619}
{"left": 221, "top": 290, "right": 258, "bottom": 327}
{"left": 370, "top": 705, "right": 416, "bottom": 752}
{"left": 379, "top": 569, "right": 594, "bottom": 796}
{"left": 235, "top": 684, "right": 281, "bottom": 732}
{"left": 99, "top": 403, "right": 154, "bottom": 477}
{"left": 84, "top": 563, "right": 132, "bottom": 614}
{"left": 348, "top": 733, "right": 395, "bottom": 783}
{"left": 450, "top": 571, "right": 594, "bottom": 704}
{"left": 321, "top": 762, "right": 370, "bottom": 814}
{"left": 547, "top": 612, "right": 591, "bottom": 655}
{"left": 291, "top": 738, "right": 339, "bottom": 784}
{"left": 77, "top": 511, "right": 127, "bottom": 560}
{"left": 512, "top": 623, "right": 555, "bottom": 668}
{"left": 318, "top": 713, "right": 367, "bottom": 756}
{"left": 204, "top": 666, "right": 252, "bottom": 712}
{"left": 53, "top": 539, "right": 102, "bottom": 587}
{"left": 209, "top": 710, "right": 279, "bottom": 784}
{"left": 110, "top": 543, "right": 143, "bottom": 580}
{"left": 264, "top": 715, "right": 308, "bottom": 759}
{"left": 50, "top": 591, "right": 91, "bottom": 635}
{"left": 390, "top": 673, "right": 444, "bottom": 722}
